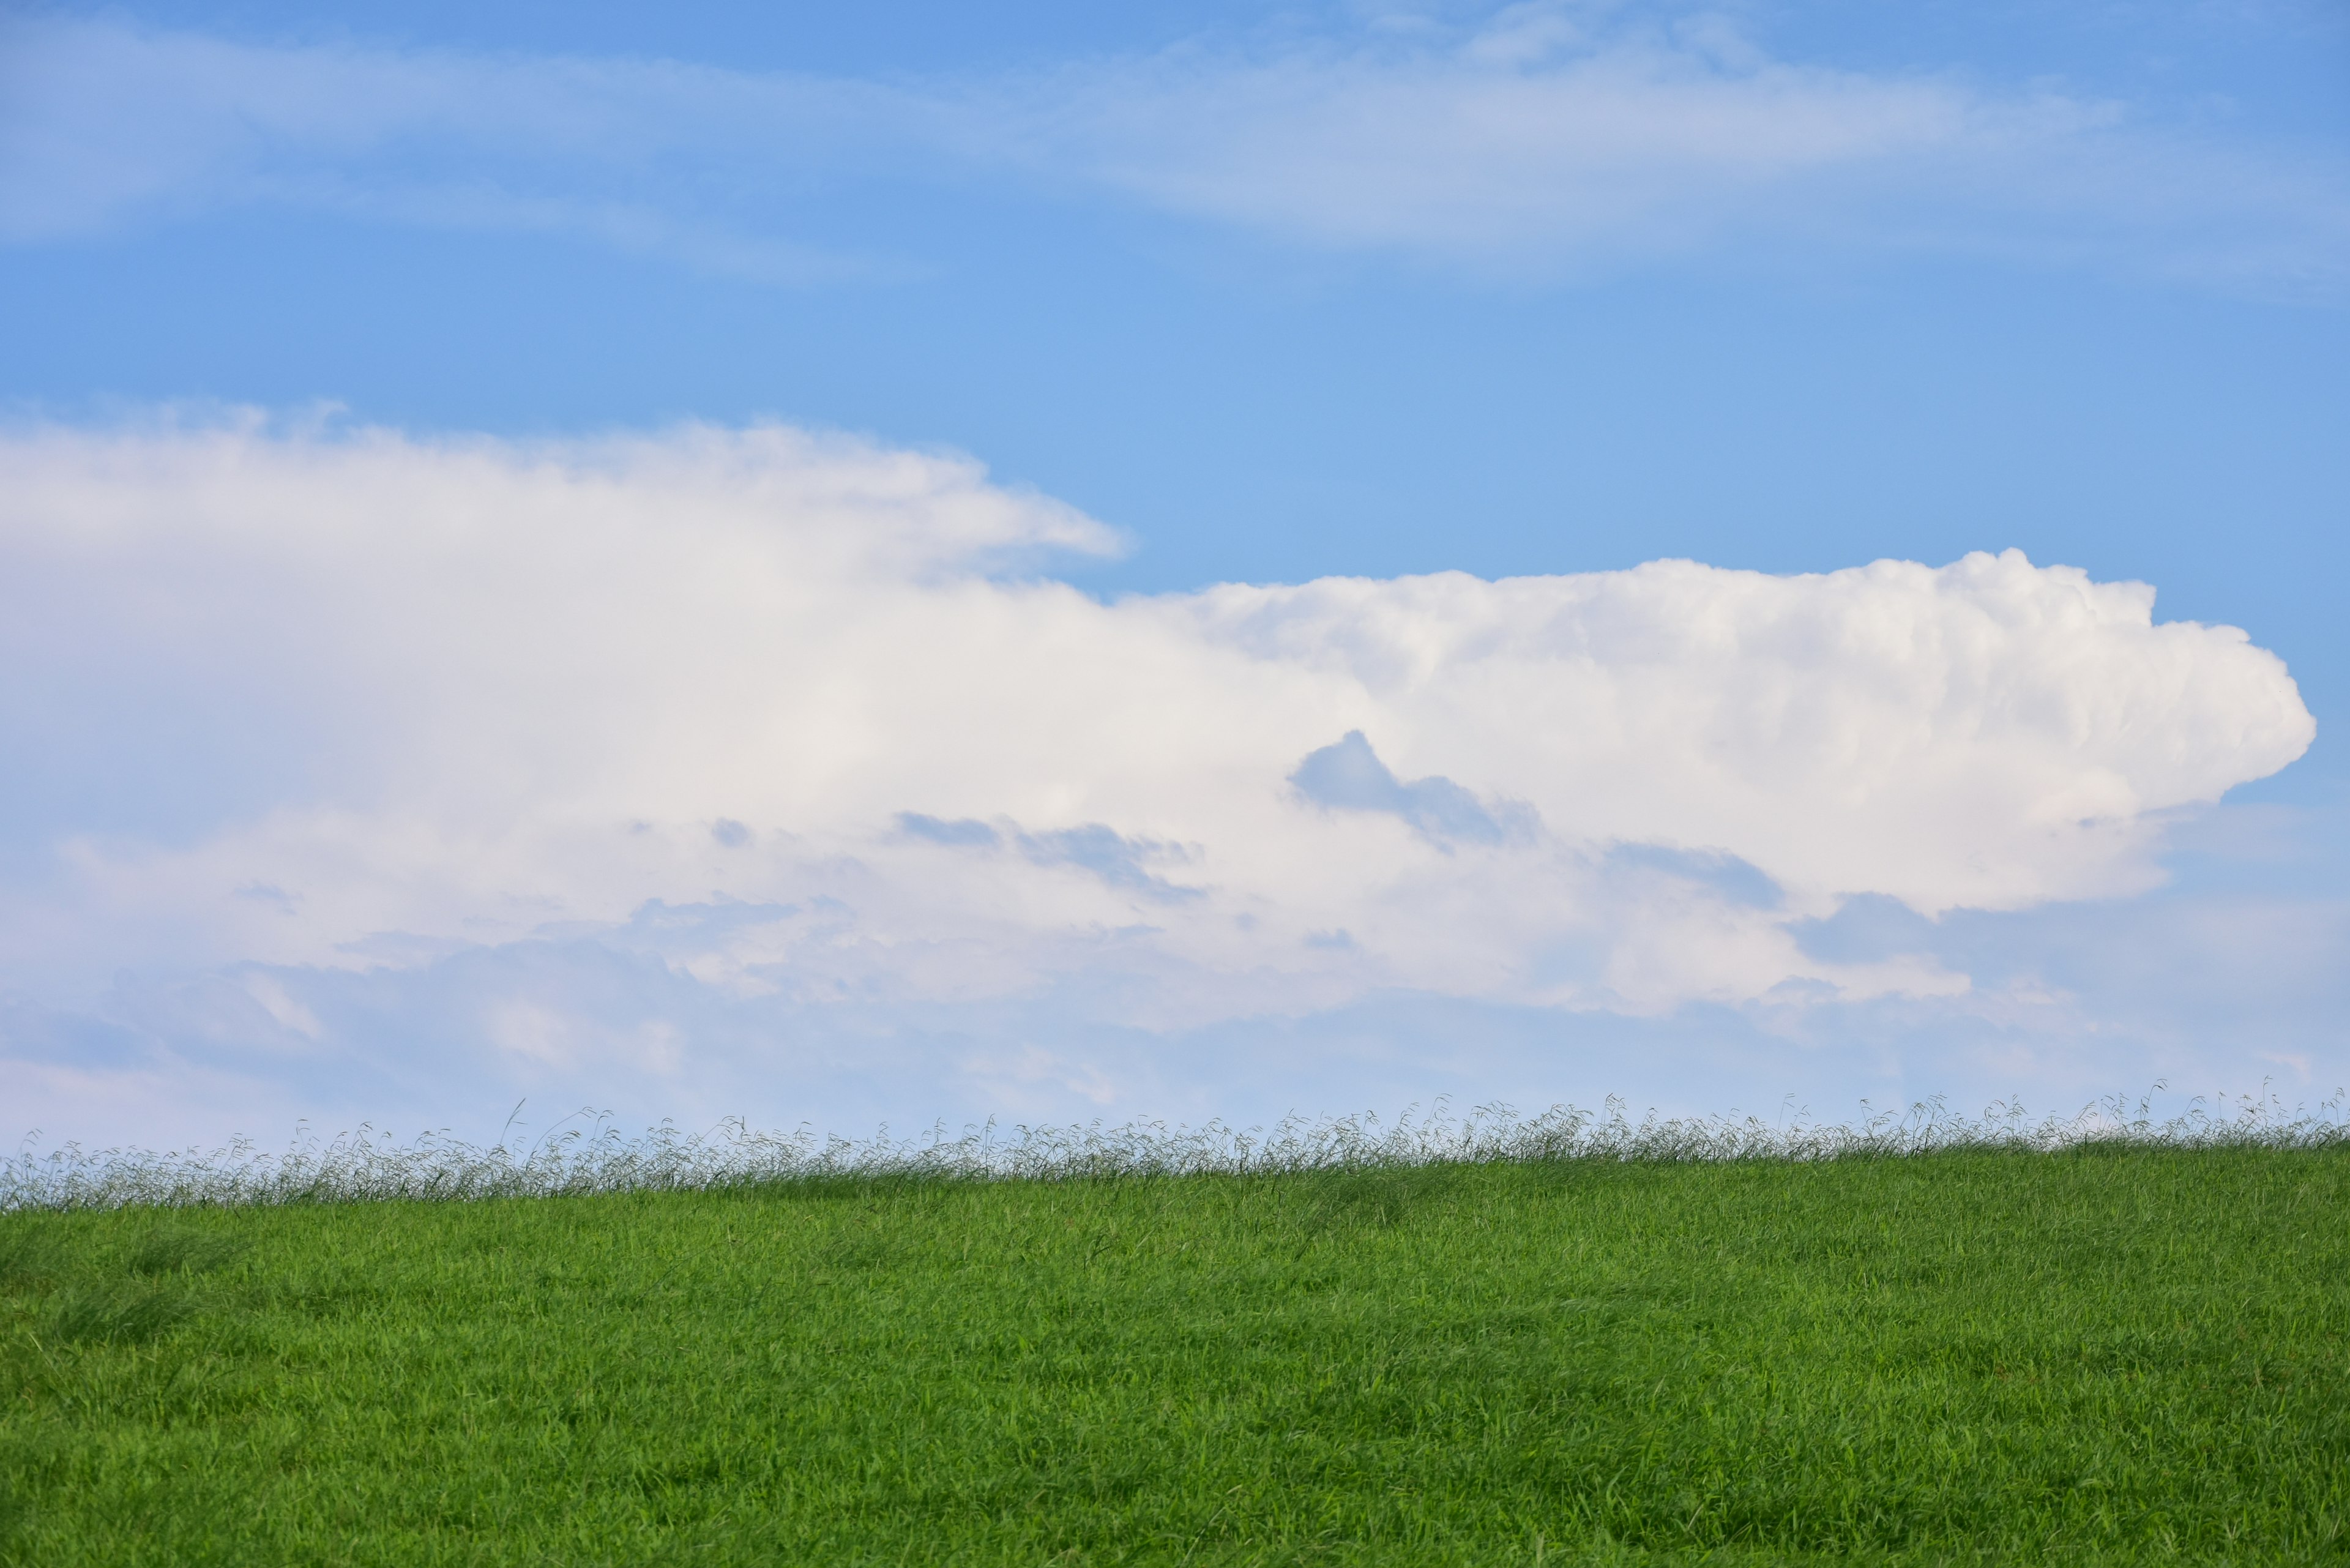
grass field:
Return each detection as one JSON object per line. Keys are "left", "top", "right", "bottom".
{"left": 1, "top": 1139, "right": 2345, "bottom": 1564}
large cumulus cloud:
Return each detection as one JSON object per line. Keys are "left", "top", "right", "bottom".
{"left": 0, "top": 416, "right": 2316, "bottom": 1137}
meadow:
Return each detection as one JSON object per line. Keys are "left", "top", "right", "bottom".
{"left": 0, "top": 1105, "right": 2344, "bottom": 1565}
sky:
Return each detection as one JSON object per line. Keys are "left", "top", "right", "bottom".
{"left": 1, "top": 0, "right": 2346, "bottom": 1150}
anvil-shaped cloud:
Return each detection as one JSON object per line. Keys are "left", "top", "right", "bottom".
{"left": 0, "top": 416, "right": 2316, "bottom": 1137}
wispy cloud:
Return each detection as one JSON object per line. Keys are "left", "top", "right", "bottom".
{"left": 4, "top": 7, "right": 2344, "bottom": 291}
{"left": 996, "top": 20, "right": 2350, "bottom": 291}
{"left": 0, "top": 13, "right": 923, "bottom": 280}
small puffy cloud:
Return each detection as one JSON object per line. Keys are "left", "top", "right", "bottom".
{"left": 0, "top": 413, "right": 2319, "bottom": 1136}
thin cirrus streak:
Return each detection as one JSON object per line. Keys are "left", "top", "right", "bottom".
{"left": 0, "top": 416, "right": 2314, "bottom": 1056}
{"left": 2, "top": 10, "right": 2346, "bottom": 290}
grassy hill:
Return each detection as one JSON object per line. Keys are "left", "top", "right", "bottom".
{"left": 1, "top": 1135, "right": 2345, "bottom": 1564}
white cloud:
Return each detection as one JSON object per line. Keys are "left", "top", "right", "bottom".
{"left": 0, "top": 415, "right": 2311, "bottom": 1063}
{"left": 994, "top": 34, "right": 2049, "bottom": 256}
{"left": 3, "top": 9, "right": 2344, "bottom": 290}
{"left": 0, "top": 14, "right": 917, "bottom": 280}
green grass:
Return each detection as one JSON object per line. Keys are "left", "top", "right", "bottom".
{"left": 1, "top": 1145, "right": 2344, "bottom": 1564}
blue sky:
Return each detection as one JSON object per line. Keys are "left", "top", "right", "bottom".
{"left": 1, "top": 0, "right": 2345, "bottom": 1147}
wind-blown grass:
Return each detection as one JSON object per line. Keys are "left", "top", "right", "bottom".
{"left": 6, "top": 1088, "right": 2346, "bottom": 1212}
{"left": 1, "top": 1092, "right": 2344, "bottom": 1564}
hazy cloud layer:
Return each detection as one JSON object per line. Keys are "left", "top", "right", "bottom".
{"left": 0, "top": 414, "right": 2319, "bottom": 1140}
{"left": 4, "top": 8, "right": 2345, "bottom": 289}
